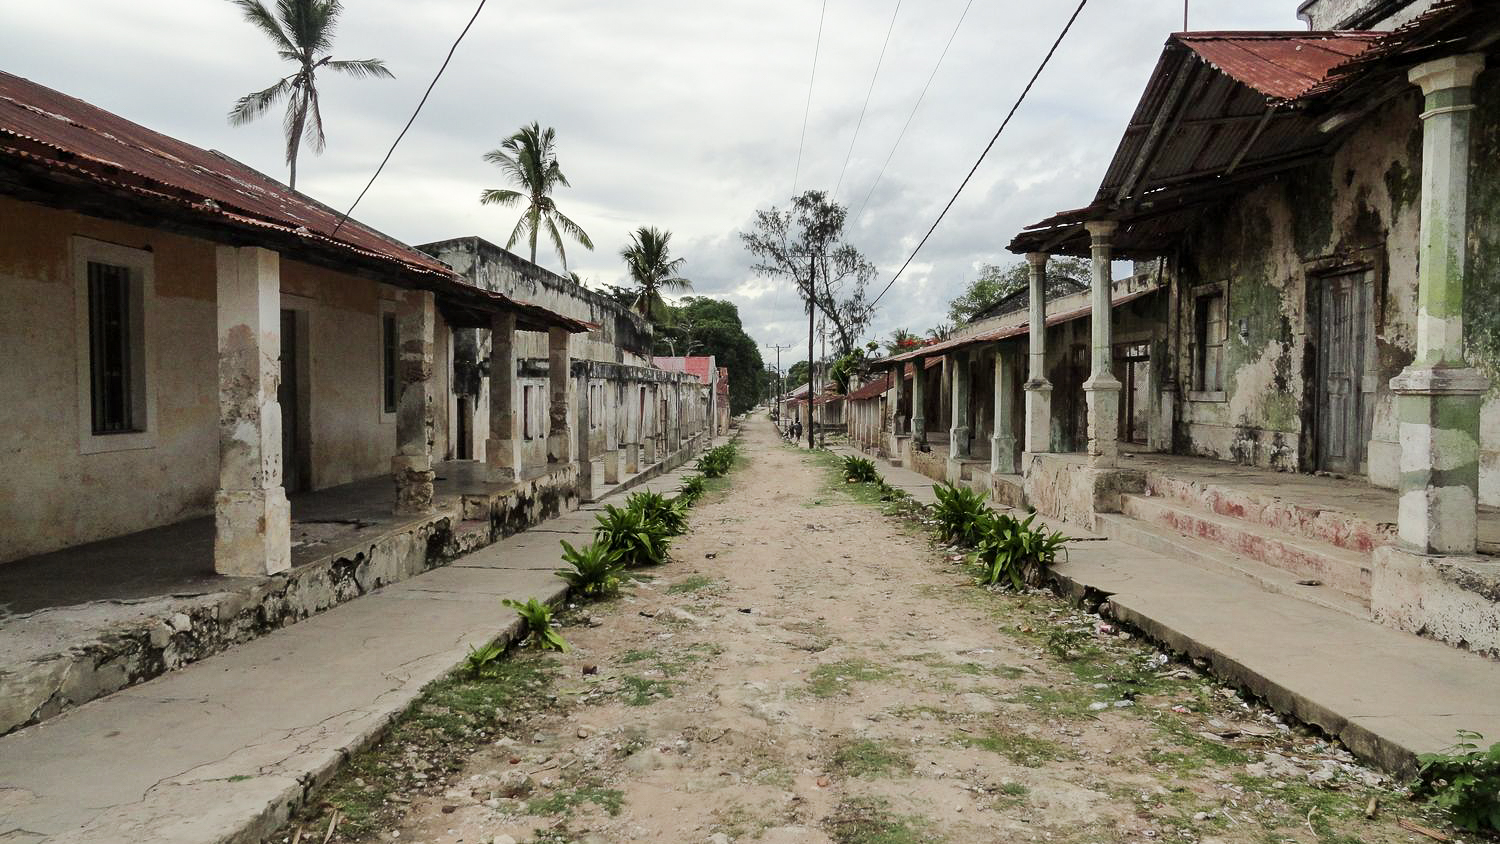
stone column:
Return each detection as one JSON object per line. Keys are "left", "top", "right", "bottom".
{"left": 911, "top": 357, "right": 927, "bottom": 447}
{"left": 644, "top": 385, "right": 659, "bottom": 463}
{"left": 603, "top": 381, "right": 621, "bottom": 484}
{"left": 575, "top": 371, "right": 593, "bottom": 496}
{"left": 392, "top": 288, "right": 436, "bottom": 515}
{"left": 1390, "top": 54, "right": 1489, "bottom": 555}
{"left": 1023, "top": 253, "right": 1053, "bottom": 455}
{"left": 1083, "top": 221, "right": 1122, "bottom": 467}
{"left": 546, "top": 326, "right": 571, "bottom": 465}
{"left": 888, "top": 371, "right": 903, "bottom": 437}
{"left": 949, "top": 350, "right": 972, "bottom": 458}
{"left": 992, "top": 350, "right": 1018, "bottom": 475}
{"left": 485, "top": 311, "right": 521, "bottom": 483}
{"left": 625, "top": 383, "right": 641, "bottom": 473}
{"left": 213, "top": 246, "right": 291, "bottom": 576}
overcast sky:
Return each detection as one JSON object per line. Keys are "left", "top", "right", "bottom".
{"left": 5, "top": 0, "right": 1302, "bottom": 365}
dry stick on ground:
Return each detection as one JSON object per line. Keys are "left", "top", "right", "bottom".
{"left": 1397, "top": 818, "right": 1450, "bottom": 842}
{"left": 321, "top": 809, "right": 340, "bottom": 844}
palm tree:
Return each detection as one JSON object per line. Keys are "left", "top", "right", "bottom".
{"left": 226, "top": 0, "right": 393, "bottom": 191}
{"left": 479, "top": 123, "right": 594, "bottom": 269}
{"left": 620, "top": 226, "right": 691, "bottom": 322}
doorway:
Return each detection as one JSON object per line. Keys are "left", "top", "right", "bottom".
{"left": 1315, "top": 271, "right": 1371, "bottom": 475}
{"left": 279, "top": 308, "right": 311, "bottom": 493}
{"left": 1114, "top": 341, "right": 1151, "bottom": 446}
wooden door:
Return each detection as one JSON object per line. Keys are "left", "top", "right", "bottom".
{"left": 1317, "top": 273, "right": 1368, "bottom": 474}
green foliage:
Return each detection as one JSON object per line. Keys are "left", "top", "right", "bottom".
{"left": 972, "top": 511, "right": 1068, "bottom": 590}
{"left": 463, "top": 641, "right": 506, "bottom": 679}
{"left": 594, "top": 504, "right": 670, "bottom": 567}
{"left": 501, "top": 598, "right": 570, "bottom": 652}
{"left": 884, "top": 328, "right": 923, "bottom": 356}
{"left": 479, "top": 122, "right": 593, "bottom": 269}
{"left": 555, "top": 539, "right": 625, "bottom": 599}
{"left": 649, "top": 297, "right": 766, "bottom": 413}
{"left": 1413, "top": 730, "right": 1500, "bottom": 833}
{"left": 932, "top": 483, "right": 990, "bottom": 546}
{"left": 696, "top": 443, "right": 739, "bottom": 478}
{"left": 625, "top": 489, "right": 688, "bottom": 536}
{"left": 677, "top": 474, "right": 708, "bottom": 506}
{"left": 842, "top": 455, "right": 880, "bottom": 484}
{"left": 947, "top": 256, "right": 1091, "bottom": 325}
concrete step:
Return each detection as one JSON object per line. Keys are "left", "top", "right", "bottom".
{"left": 1143, "top": 471, "right": 1393, "bottom": 554}
{"left": 1094, "top": 512, "right": 1370, "bottom": 621}
{"left": 1119, "top": 493, "right": 1373, "bottom": 601}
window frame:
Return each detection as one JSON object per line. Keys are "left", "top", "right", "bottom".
{"left": 73, "top": 237, "right": 157, "bottom": 454}
{"left": 1189, "top": 283, "right": 1228, "bottom": 402}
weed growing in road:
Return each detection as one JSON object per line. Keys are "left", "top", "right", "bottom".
{"left": 556, "top": 538, "right": 626, "bottom": 599}
{"left": 842, "top": 454, "right": 880, "bottom": 483}
{"left": 677, "top": 474, "right": 708, "bottom": 505}
{"left": 696, "top": 443, "right": 739, "bottom": 477}
{"left": 932, "top": 483, "right": 989, "bottom": 546}
{"left": 619, "top": 674, "right": 673, "bottom": 705}
{"left": 626, "top": 489, "right": 689, "bottom": 536}
{"left": 1412, "top": 730, "right": 1500, "bottom": 833}
{"left": 526, "top": 782, "right": 625, "bottom": 817}
{"left": 831, "top": 738, "right": 914, "bottom": 778}
{"left": 956, "top": 727, "right": 1069, "bottom": 768}
{"left": 667, "top": 573, "right": 718, "bottom": 594}
{"left": 464, "top": 640, "right": 506, "bottom": 678}
{"left": 594, "top": 503, "right": 670, "bottom": 567}
{"left": 503, "top": 597, "right": 571, "bottom": 652}
{"left": 823, "top": 796, "right": 937, "bottom": 844}
{"left": 806, "top": 658, "right": 894, "bottom": 698}
{"left": 971, "top": 510, "right": 1068, "bottom": 590}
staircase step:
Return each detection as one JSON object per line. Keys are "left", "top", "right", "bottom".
{"left": 1143, "top": 472, "right": 1394, "bottom": 554}
{"left": 1094, "top": 513, "right": 1371, "bottom": 621}
{"left": 1120, "top": 493, "right": 1373, "bottom": 601}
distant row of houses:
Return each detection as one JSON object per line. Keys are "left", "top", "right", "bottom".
{"left": 836, "top": 0, "right": 1500, "bottom": 657}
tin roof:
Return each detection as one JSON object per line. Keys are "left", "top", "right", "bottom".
{"left": 652, "top": 356, "right": 716, "bottom": 385}
{"left": 845, "top": 373, "right": 893, "bottom": 402}
{"left": 1177, "top": 32, "right": 1380, "bottom": 101}
{"left": 0, "top": 70, "right": 590, "bottom": 333}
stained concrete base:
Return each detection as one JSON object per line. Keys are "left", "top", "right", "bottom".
{"left": 842, "top": 444, "right": 1500, "bottom": 776}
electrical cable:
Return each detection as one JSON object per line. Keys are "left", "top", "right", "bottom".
{"left": 791, "top": 0, "right": 830, "bottom": 196}
{"left": 332, "top": 0, "right": 489, "bottom": 235}
{"left": 832, "top": 0, "right": 903, "bottom": 200}
{"left": 851, "top": 0, "right": 974, "bottom": 222}
{"left": 863, "top": 0, "right": 1088, "bottom": 314}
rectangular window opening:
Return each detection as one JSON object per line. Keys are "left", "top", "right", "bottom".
{"left": 88, "top": 261, "right": 140, "bottom": 434}
{"left": 382, "top": 313, "right": 399, "bottom": 414}
{"left": 1194, "top": 291, "right": 1226, "bottom": 393}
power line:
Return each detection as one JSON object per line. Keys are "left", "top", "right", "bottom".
{"left": 832, "top": 0, "right": 903, "bottom": 200}
{"left": 864, "top": 0, "right": 1088, "bottom": 314}
{"left": 851, "top": 0, "right": 974, "bottom": 222}
{"left": 332, "top": 0, "right": 489, "bottom": 236}
{"left": 791, "top": 0, "right": 830, "bottom": 197}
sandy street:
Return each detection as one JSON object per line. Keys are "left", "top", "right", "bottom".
{"left": 301, "top": 416, "right": 1432, "bottom": 844}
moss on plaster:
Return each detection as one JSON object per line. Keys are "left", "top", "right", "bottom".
{"left": 1464, "top": 69, "right": 1500, "bottom": 386}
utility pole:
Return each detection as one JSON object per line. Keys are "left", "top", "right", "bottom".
{"left": 766, "top": 343, "right": 793, "bottom": 421}
{"left": 806, "top": 252, "right": 816, "bottom": 451}
{"left": 1183, "top": 0, "right": 1188, "bottom": 30}
{"left": 818, "top": 316, "right": 827, "bottom": 448}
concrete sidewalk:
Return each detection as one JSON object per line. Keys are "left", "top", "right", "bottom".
{"left": 0, "top": 463, "right": 706, "bottom": 844}
{"left": 839, "top": 444, "right": 1500, "bottom": 774}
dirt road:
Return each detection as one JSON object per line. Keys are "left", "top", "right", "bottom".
{"left": 301, "top": 416, "right": 1433, "bottom": 844}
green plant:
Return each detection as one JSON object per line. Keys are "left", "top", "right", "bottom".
{"left": 595, "top": 504, "right": 670, "bottom": 567}
{"left": 463, "top": 641, "right": 506, "bottom": 678}
{"left": 556, "top": 539, "right": 625, "bottom": 599}
{"left": 932, "top": 482, "right": 990, "bottom": 546}
{"left": 696, "top": 443, "right": 739, "bottom": 478}
{"left": 626, "top": 490, "right": 689, "bottom": 536}
{"left": 1413, "top": 730, "right": 1500, "bottom": 833}
{"left": 502, "top": 598, "right": 570, "bottom": 652}
{"left": 972, "top": 511, "right": 1068, "bottom": 590}
{"left": 842, "top": 455, "right": 880, "bottom": 484}
{"left": 677, "top": 474, "right": 708, "bottom": 505}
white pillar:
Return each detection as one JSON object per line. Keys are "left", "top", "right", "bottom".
{"left": 911, "top": 356, "right": 927, "bottom": 446}
{"left": 603, "top": 380, "right": 621, "bottom": 484}
{"left": 392, "top": 288, "right": 436, "bottom": 515}
{"left": 546, "top": 326, "right": 571, "bottom": 465}
{"left": 214, "top": 246, "right": 291, "bottom": 576}
{"left": 485, "top": 311, "right": 520, "bottom": 483}
{"left": 625, "top": 382, "right": 641, "bottom": 473}
{"left": 1023, "top": 252, "right": 1053, "bottom": 456}
{"left": 1391, "top": 54, "right": 1490, "bottom": 554}
{"left": 1083, "top": 221, "right": 1121, "bottom": 467}
{"left": 949, "top": 350, "right": 971, "bottom": 458}
{"left": 992, "top": 349, "right": 1018, "bottom": 475}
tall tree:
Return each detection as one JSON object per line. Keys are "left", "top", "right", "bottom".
{"left": 947, "top": 256, "right": 1092, "bottom": 325}
{"left": 620, "top": 226, "right": 692, "bottom": 322}
{"left": 650, "top": 297, "right": 765, "bottom": 415}
{"left": 227, "top": 0, "right": 393, "bottom": 191}
{"left": 741, "top": 190, "right": 876, "bottom": 360}
{"left": 479, "top": 123, "right": 594, "bottom": 269}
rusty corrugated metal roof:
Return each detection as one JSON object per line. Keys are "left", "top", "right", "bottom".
{"left": 1177, "top": 32, "right": 1381, "bottom": 101}
{"left": 0, "top": 70, "right": 593, "bottom": 333}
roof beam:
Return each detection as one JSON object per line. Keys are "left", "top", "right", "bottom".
{"left": 1115, "top": 59, "right": 1199, "bottom": 203}
{"left": 1224, "top": 107, "right": 1277, "bottom": 175}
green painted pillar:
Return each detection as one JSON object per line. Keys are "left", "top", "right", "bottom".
{"left": 1023, "top": 252, "right": 1054, "bottom": 455}
{"left": 1083, "top": 220, "right": 1122, "bottom": 468}
{"left": 1390, "top": 54, "right": 1489, "bottom": 555}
